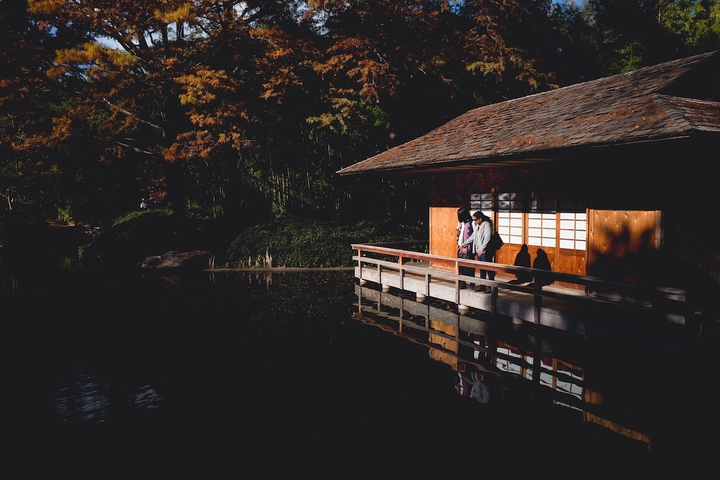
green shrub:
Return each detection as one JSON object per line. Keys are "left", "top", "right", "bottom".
{"left": 221, "top": 216, "right": 426, "bottom": 268}
{"left": 77, "top": 211, "right": 427, "bottom": 270}
{"left": 80, "top": 209, "right": 223, "bottom": 269}
{"left": 57, "top": 204, "right": 73, "bottom": 224}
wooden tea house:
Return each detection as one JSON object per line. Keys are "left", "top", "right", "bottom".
{"left": 338, "top": 51, "right": 720, "bottom": 331}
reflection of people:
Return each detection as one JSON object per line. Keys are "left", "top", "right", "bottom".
{"left": 456, "top": 207, "right": 475, "bottom": 289}
{"left": 456, "top": 372, "right": 490, "bottom": 404}
{"left": 140, "top": 198, "right": 148, "bottom": 209}
{"left": 513, "top": 244, "right": 532, "bottom": 283}
{"left": 533, "top": 248, "right": 552, "bottom": 286}
{"left": 469, "top": 372, "right": 490, "bottom": 404}
{"left": 461, "top": 211, "right": 495, "bottom": 293}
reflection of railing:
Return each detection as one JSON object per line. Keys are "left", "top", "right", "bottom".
{"left": 353, "top": 242, "right": 688, "bottom": 326}
{"left": 353, "top": 284, "right": 653, "bottom": 449}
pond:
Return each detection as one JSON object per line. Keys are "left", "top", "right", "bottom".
{"left": 3, "top": 268, "right": 718, "bottom": 476}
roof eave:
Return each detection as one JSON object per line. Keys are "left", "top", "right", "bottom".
{"left": 336, "top": 134, "right": 697, "bottom": 176}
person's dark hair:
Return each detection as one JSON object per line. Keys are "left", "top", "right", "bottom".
{"left": 473, "top": 211, "right": 489, "bottom": 220}
{"left": 457, "top": 207, "right": 471, "bottom": 222}
{"left": 473, "top": 211, "right": 492, "bottom": 226}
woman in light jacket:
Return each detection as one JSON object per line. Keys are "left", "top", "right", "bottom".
{"left": 461, "top": 211, "right": 495, "bottom": 292}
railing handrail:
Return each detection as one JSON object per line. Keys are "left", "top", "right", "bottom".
{"left": 360, "top": 240, "right": 429, "bottom": 248}
{"left": 351, "top": 242, "right": 687, "bottom": 303}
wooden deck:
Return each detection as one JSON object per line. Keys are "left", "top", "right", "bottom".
{"left": 353, "top": 243, "right": 689, "bottom": 335}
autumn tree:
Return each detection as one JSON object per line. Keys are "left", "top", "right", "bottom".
{"left": 287, "top": 0, "right": 556, "bottom": 219}
{"left": 27, "top": 0, "right": 280, "bottom": 219}
{"left": 16, "top": 1, "right": 576, "bottom": 224}
{"left": 300, "top": 1, "right": 554, "bottom": 142}
{"left": 0, "top": 0, "right": 66, "bottom": 219}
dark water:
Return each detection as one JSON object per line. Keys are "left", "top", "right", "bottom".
{"left": 3, "top": 268, "right": 719, "bottom": 476}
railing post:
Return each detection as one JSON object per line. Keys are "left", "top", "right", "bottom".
{"left": 356, "top": 247, "right": 363, "bottom": 283}
{"left": 417, "top": 271, "right": 429, "bottom": 302}
{"left": 455, "top": 258, "right": 461, "bottom": 304}
{"left": 490, "top": 278, "right": 498, "bottom": 313}
{"left": 378, "top": 263, "right": 388, "bottom": 291}
{"left": 534, "top": 282, "right": 543, "bottom": 325}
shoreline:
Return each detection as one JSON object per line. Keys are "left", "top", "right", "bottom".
{"left": 204, "top": 267, "right": 354, "bottom": 273}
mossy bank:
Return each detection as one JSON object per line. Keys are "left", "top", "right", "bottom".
{"left": 77, "top": 211, "right": 426, "bottom": 270}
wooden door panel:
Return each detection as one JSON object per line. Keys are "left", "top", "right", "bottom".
{"left": 430, "top": 206, "right": 459, "bottom": 270}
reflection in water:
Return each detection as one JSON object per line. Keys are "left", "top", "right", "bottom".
{"left": 53, "top": 364, "right": 164, "bottom": 426}
{"left": 353, "top": 283, "right": 677, "bottom": 450}
{"left": 54, "top": 367, "right": 111, "bottom": 425}
{"left": 3, "top": 269, "right": 718, "bottom": 475}
{"left": 456, "top": 369, "right": 491, "bottom": 404}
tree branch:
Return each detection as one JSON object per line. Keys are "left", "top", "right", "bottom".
{"left": 115, "top": 138, "right": 159, "bottom": 157}
{"left": 102, "top": 98, "right": 164, "bottom": 135}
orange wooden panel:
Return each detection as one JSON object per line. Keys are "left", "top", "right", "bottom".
{"left": 555, "top": 250, "right": 586, "bottom": 276}
{"left": 430, "top": 320, "right": 458, "bottom": 350}
{"left": 555, "top": 250, "right": 586, "bottom": 289}
{"left": 587, "top": 209, "right": 661, "bottom": 282}
{"left": 495, "top": 243, "right": 519, "bottom": 281}
{"left": 495, "top": 243, "right": 519, "bottom": 267}
{"left": 430, "top": 206, "right": 460, "bottom": 270}
{"left": 429, "top": 321, "right": 459, "bottom": 367}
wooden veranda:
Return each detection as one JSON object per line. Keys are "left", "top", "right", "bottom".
{"left": 353, "top": 242, "right": 690, "bottom": 336}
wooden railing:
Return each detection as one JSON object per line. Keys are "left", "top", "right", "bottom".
{"left": 352, "top": 242, "right": 688, "bottom": 325}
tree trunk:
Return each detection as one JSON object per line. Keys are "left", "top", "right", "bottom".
{"left": 165, "top": 160, "right": 186, "bottom": 216}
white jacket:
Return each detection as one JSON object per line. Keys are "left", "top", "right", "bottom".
{"left": 461, "top": 220, "right": 492, "bottom": 254}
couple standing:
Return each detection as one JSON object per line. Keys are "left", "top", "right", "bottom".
{"left": 456, "top": 207, "right": 496, "bottom": 293}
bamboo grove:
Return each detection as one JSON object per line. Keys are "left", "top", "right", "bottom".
{"left": 2, "top": 0, "right": 719, "bottom": 226}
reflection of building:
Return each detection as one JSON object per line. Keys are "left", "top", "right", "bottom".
{"left": 340, "top": 52, "right": 720, "bottom": 308}
{"left": 428, "top": 320, "right": 458, "bottom": 370}
{"left": 354, "top": 283, "right": 652, "bottom": 448}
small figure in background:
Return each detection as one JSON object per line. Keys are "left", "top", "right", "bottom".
{"left": 140, "top": 198, "right": 148, "bottom": 209}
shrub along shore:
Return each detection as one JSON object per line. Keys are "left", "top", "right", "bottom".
{"left": 61, "top": 210, "right": 427, "bottom": 271}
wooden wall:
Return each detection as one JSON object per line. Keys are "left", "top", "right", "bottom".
{"left": 495, "top": 244, "right": 518, "bottom": 269}
{"left": 430, "top": 206, "right": 460, "bottom": 270}
{"left": 554, "top": 248, "right": 586, "bottom": 287}
{"left": 425, "top": 167, "right": 667, "bottom": 287}
{"left": 494, "top": 240, "right": 586, "bottom": 288}
{"left": 430, "top": 206, "right": 591, "bottom": 286}
{"left": 587, "top": 210, "right": 662, "bottom": 283}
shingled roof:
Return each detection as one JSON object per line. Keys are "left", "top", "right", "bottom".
{"left": 337, "top": 51, "right": 720, "bottom": 176}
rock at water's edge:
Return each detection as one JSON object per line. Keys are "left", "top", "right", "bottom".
{"left": 141, "top": 250, "right": 212, "bottom": 270}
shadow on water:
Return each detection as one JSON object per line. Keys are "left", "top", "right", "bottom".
{"left": 3, "top": 268, "right": 719, "bottom": 476}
